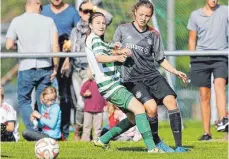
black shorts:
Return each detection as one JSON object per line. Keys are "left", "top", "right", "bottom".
{"left": 124, "top": 77, "right": 177, "bottom": 105}
{"left": 190, "top": 61, "right": 228, "bottom": 88}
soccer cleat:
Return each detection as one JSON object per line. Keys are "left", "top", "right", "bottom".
{"left": 93, "top": 137, "right": 110, "bottom": 150}
{"left": 156, "top": 141, "right": 175, "bottom": 152}
{"left": 175, "top": 146, "right": 188, "bottom": 152}
{"left": 216, "top": 117, "right": 229, "bottom": 132}
{"left": 148, "top": 147, "right": 165, "bottom": 153}
{"left": 198, "top": 133, "right": 212, "bottom": 141}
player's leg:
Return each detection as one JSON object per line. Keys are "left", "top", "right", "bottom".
{"left": 95, "top": 87, "right": 163, "bottom": 152}
{"left": 128, "top": 82, "right": 174, "bottom": 152}
{"left": 144, "top": 77, "right": 187, "bottom": 152}
{"left": 213, "top": 61, "right": 228, "bottom": 131}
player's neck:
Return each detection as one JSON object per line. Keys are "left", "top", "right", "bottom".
{"left": 133, "top": 21, "right": 147, "bottom": 32}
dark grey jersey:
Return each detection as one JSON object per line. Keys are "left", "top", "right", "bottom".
{"left": 113, "top": 23, "right": 165, "bottom": 82}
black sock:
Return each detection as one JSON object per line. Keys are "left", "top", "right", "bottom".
{"left": 168, "top": 109, "right": 182, "bottom": 147}
{"left": 147, "top": 115, "right": 161, "bottom": 144}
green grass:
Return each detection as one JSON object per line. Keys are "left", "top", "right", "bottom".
{"left": 1, "top": 121, "right": 228, "bottom": 159}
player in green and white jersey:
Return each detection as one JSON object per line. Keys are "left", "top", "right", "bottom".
{"left": 85, "top": 12, "right": 164, "bottom": 153}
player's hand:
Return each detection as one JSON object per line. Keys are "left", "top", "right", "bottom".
{"left": 120, "top": 48, "right": 132, "bottom": 57}
{"left": 63, "top": 40, "right": 72, "bottom": 52}
{"left": 174, "top": 70, "right": 188, "bottom": 83}
{"left": 116, "top": 54, "right": 127, "bottom": 62}
{"left": 113, "top": 42, "right": 122, "bottom": 49}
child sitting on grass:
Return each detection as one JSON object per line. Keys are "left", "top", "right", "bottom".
{"left": 22, "top": 86, "right": 61, "bottom": 141}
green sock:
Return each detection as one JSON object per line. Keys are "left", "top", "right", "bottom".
{"left": 136, "top": 113, "right": 155, "bottom": 150}
{"left": 100, "top": 118, "right": 135, "bottom": 144}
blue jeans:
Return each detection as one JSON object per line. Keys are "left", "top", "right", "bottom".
{"left": 17, "top": 67, "right": 52, "bottom": 130}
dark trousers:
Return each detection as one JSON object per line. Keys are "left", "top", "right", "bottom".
{"left": 22, "top": 129, "right": 49, "bottom": 141}
{"left": 57, "top": 58, "right": 73, "bottom": 140}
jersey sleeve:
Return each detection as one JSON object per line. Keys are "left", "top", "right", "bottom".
{"left": 6, "top": 107, "right": 17, "bottom": 122}
{"left": 153, "top": 34, "right": 165, "bottom": 62}
{"left": 91, "top": 37, "right": 111, "bottom": 56}
{"left": 187, "top": 11, "right": 197, "bottom": 31}
{"left": 6, "top": 18, "right": 17, "bottom": 40}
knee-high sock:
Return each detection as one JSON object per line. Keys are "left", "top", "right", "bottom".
{"left": 136, "top": 113, "right": 155, "bottom": 150}
{"left": 168, "top": 109, "right": 182, "bottom": 147}
{"left": 100, "top": 118, "right": 135, "bottom": 144}
{"left": 147, "top": 115, "right": 161, "bottom": 144}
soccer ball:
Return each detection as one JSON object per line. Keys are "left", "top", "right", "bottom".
{"left": 35, "top": 138, "right": 59, "bottom": 159}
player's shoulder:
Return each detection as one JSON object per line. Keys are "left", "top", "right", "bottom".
{"left": 219, "top": 5, "right": 228, "bottom": 11}
{"left": 118, "top": 23, "right": 132, "bottom": 29}
{"left": 148, "top": 26, "right": 160, "bottom": 36}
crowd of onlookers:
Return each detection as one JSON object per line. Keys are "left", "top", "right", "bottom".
{"left": 1, "top": 0, "right": 228, "bottom": 146}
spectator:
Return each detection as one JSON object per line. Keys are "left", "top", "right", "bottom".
{"left": 42, "top": 0, "right": 80, "bottom": 140}
{"left": 86, "top": 12, "right": 163, "bottom": 153}
{"left": 68, "top": 0, "right": 112, "bottom": 141}
{"left": 80, "top": 68, "right": 106, "bottom": 142}
{"left": 0, "top": 86, "right": 20, "bottom": 142}
{"left": 187, "top": 0, "right": 228, "bottom": 140}
{"left": 5, "top": 0, "right": 59, "bottom": 130}
{"left": 23, "top": 86, "right": 61, "bottom": 141}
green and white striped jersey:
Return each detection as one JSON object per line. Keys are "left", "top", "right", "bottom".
{"left": 86, "top": 33, "right": 124, "bottom": 99}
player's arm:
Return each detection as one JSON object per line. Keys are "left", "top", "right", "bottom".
{"left": 188, "top": 30, "right": 197, "bottom": 51}
{"left": 96, "top": 54, "right": 127, "bottom": 63}
{"left": 160, "top": 59, "right": 187, "bottom": 83}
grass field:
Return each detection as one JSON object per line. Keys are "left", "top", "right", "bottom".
{"left": 1, "top": 121, "right": 228, "bottom": 159}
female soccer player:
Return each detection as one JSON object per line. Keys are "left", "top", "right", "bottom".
{"left": 85, "top": 12, "right": 163, "bottom": 153}
{"left": 113, "top": 0, "right": 188, "bottom": 152}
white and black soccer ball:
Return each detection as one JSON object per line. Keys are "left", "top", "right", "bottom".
{"left": 35, "top": 138, "right": 59, "bottom": 159}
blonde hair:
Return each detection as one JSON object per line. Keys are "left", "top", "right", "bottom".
{"left": 41, "top": 86, "right": 57, "bottom": 99}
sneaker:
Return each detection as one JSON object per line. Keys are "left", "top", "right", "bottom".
{"left": 93, "top": 137, "right": 109, "bottom": 150}
{"left": 148, "top": 147, "right": 165, "bottom": 153}
{"left": 175, "top": 146, "right": 188, "bottom": 152}
{"left": 217, "top": 117, "right": 229, "bottom": 132}
{"left": 198, "top": 133, "right": 212, "bottom": 141}
{"left": 156, "top": 141, "right": 175, "bottom": 152}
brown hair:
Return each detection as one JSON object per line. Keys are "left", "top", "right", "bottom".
{"left": 87, "top": 12, "right": 106, "bottom": 41}
{"left": 131, "top": 0, "right": 154, "bottom": 18}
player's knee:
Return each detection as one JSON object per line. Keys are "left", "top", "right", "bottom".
{"left": 145, "top": 107, "right": 157, "bottom": 117}
{"left": 163, "top": 95, "right": 177, "bottom": 109}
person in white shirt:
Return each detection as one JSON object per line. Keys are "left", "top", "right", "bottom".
{"left": 0, "top": 86, "right": 20, "bottom": 142}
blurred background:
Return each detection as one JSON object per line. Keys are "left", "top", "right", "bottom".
{"left": 1, "top": 0, "right": 228, "bottom": 122}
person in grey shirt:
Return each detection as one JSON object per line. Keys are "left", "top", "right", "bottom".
{"left": 68, "top": 0, "right": 112, "bottom": 141}
{"left": 5, "top": 0, "right": 59, "bottom": 130}
{"left": 187, "top": 0, "right": 228, "bottom": 141}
